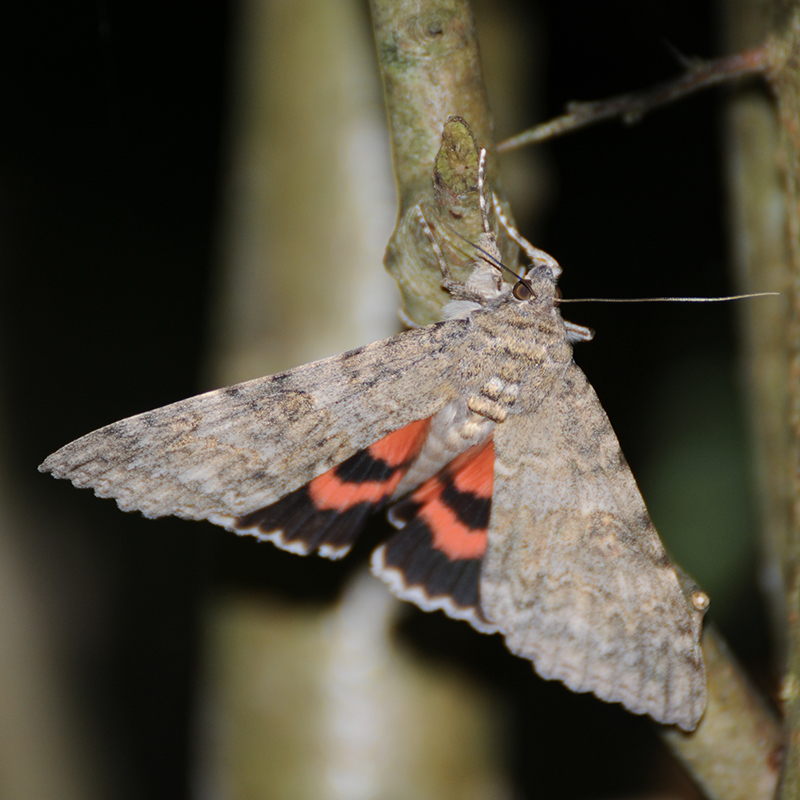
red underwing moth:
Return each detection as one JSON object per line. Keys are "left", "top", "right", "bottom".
{"left": 39, "top": 151, "right": 708, "bottom": 731}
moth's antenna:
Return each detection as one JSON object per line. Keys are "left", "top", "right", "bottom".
{"left": 559, "top": 293, "right": 779, "bottom": 303}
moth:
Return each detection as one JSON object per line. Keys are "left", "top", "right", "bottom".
{"left": 40, "top": 150, "right": 708, "bottom": 731}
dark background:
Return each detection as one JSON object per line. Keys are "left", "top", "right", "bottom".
{"left": 1, "top": 1, "right": 773, "bottom": 798}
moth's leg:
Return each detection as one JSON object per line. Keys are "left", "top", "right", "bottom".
{"left": 415, "top": 204, "right": 487, "bottom": 301}
{"left": 397, "top": 308, "right": 422, "bottom": 329}
{"left": 415, "top": 205, "right": 452, "bottom": 282}
{"left": 492, "top": 193, "right": 562, "bottom": 276}
{"left": 564, "top": 320, "right": 595, "bottom": 342}
{"left": 476, "top": 148, "right": 492, "bottom": 234}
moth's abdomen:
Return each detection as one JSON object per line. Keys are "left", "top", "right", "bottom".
{"left": 466, "top": 376, "right": 520, "bottom": 423}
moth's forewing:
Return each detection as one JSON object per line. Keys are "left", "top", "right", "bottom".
{"left": 39, "top": 323, "right": 463, "bottom": 523}
{"left": 483, "top": 367, "right": 706, "bottom": 730}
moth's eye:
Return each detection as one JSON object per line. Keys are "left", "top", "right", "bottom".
{"left": 554, "top": 286, "right": 562, "bottom": 300}
{"left": 512, "top": 281, "right": 535, "bottom": 301}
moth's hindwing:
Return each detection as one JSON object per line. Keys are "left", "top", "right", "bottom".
{"left": 234, "top": 419, "right": 431, "bottom": 559}
{"left": 373, "top": 437, "right": 497, "bottom": 633}
{"left": 39, "top": 322, "right": 463, "bottom": 526}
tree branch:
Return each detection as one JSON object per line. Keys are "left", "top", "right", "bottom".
{"left": 497, "top": 46, "right": 769, "bottom": 152}
{"left": 368, "top": 0, "right": 518, "bottom": 325}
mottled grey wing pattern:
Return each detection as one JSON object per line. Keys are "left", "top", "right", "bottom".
{"left": 40, "top": 323, "right": 462, "bottom": 524}
{"left": 482, "top": 362, "right": 706, "bottom": 731}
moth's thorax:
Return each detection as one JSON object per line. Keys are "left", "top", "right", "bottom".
{"left": 457, "top": 291, "right": 573, "bottom": 423}
{"left": 476, "top": 284, "right": 570, "bottom": 353}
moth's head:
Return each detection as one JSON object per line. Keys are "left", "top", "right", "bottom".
{"left": 512, "top": 254, "right": 562, "bottom": 307}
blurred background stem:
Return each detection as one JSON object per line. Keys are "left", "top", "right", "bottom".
{"left": 723, "top": 0, "right": 800, "bottom": 795}
{"left": 196, "top": 0, "right": 510, "bottom": 796}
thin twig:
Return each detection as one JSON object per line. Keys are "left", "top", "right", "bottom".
{"left": 497, "top": 46, "right": 770, "bottom": 152}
